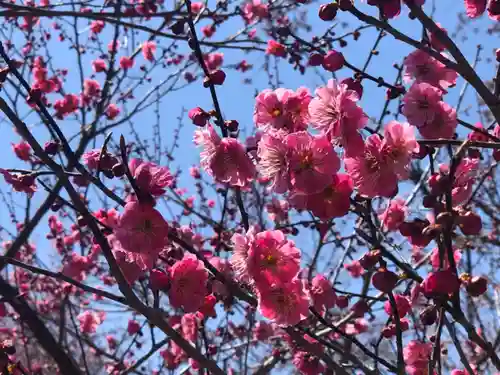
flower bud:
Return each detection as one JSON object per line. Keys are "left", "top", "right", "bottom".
{"left": 188, "top": 107, "right": 210, "bottom": 126}
{"left": 150, "top": 269, "right": 170, "bottom": 291}
{"left": 372, "top": 269, "right": 398, "bottom": 293}
{"left": 318, "top": 3, "right": 338, "bottom": 21}
{"left": 171, "top": 20, "right": 185, "bottom": 35}
{"left": 422, "top": 269, "right": 460, "bottom": 297}
{"left": 225, "top": 119, "right": 239, "bottom": 132}
{"left": 336, "top": 295, "right": 349, "bottom": 309}
{"left": 463, "top": 275, "right": 487, "bottom": 297}
{"left": 308, "top": 53, "right": 324, "bottom": 66}
{"left": 457, "top": 210, "right": 482, "bottom": 235}
{"left": 322, "top": 50, "right": 344, "bottom": 72}
{"left": 341, "top": 77, "right": 363, "bottom": 98}
{"left": 204, "top": 69, "right": 226, "bottom": 87}
{"left": 359, "top": 250, "right": 381, "bottom": 270}
{"left": 419, "top": 305, "right": 438, "bottom": 325}
{"left": 44, "top": 140, "right": 59, "bottom": 156}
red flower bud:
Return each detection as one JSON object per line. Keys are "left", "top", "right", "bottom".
{"left": 464, "top": 275, "right": 488, "bottom": 297}
{"left": 420, "top": 305, "right": 438, "bottom": 326}
{"left": 336, "top": 295, "right": 349, "bottom": 309}
{"left": 150, "top": 269, "right": 169, "bottom": 291}
{"left": 359, "top": 250, "right": 381, "bottom": 270}
{"left": 457, "top": 210, "right": 482, "bottom": 236}
{"left": 341, "top": 77, "right": 363, "bottom": 98}
{"left": 322, "top": 50, "right": 344, "bottom": 72}
{"left": 318, "top": 3, "right": 338, "bottom": 21}
{"left": 308, "top": 53, "right": 324, "bottom": 67}
{"left": 372, "top": 269, "right": 398, "bottom": 293}
{"left": 204, "top": 69, "right": 226, "bottom": 87}
{"left": 422, "top": 269, "right": 460, "bottom": 297}
{"left": 44, "top": 140, "right": 59, "bottom": 156}
{"left": 188, "top": 107, "right": 210, "bottom": 126}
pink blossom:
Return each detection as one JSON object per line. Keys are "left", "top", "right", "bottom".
{"left": 402, "top": 83, "right": 443, "bottom": 126}
{"left": 344, "top": 134, "right": 399, "bottom": 198}
{"left": 168, "top": 254, "right": 208, "bottom": 312}
{"left": 292, "top": 351, "right": 325, "bottom": 375}
{"left": 367, "top": 0, "right": 401, "bottom": 19}
{"left": 181, "top": 313, "right": 199, "bottom": 342}
{"left": 204, "top": 53, "right": 224, "bottom": 72}
{"left": 129, "top": 158, "right": 174, "bottom": 197}
{"left": 404, "top": 49, "right": 458, "bottom": 90}
{"left": 78, "top": 311, "right": 105, "bottom": 334}
{"left": 119, "top": 56, "right": 135, "bottom": 70}
{"left": 108, "top": 234, "right": 148, "bottom": 282}
{"left": 344, "top": 260, "right": 363, "bottom": 278}
{"left": 286, "top": 132, "right": 340, "bottom": 195}
{"left": 247, "top": 229, "right": 301, "bottom": 285}
{"left": 290, "top": 173, "right": 352, "bottom": 220}
{"left": 194, "top": 125, "right": 256, "bottom": 187}
{"left": 253, "top": 321, "right": 274, "bottom": 340}
{"left": 379, "top": 198, "right": 407, "bottom": 231}
{"left": 384, "top": 294, "right": 411, "bottom": 318}
{"left": 190, "top": 1, "right": 204, "bottom": 13}
{"left": 127, "top": 320, "right": 141, "bottom": 335}
{"left": 242, "top": 0, "right": 269, "bottom": 23}
{"left": 83, "top": 79, "right": 101, "bottom": 98}
{"left": 92, "top": 59, "right": 107, "bottom": 73}
{"left": 253, "top": 87, "right": 311, "bottom": 133}
{"left": 266, "top": 198, "right": 290, "bottom": 222}
{"left": 382, "top": 121, "right": 419, "bottom": 178}
{"left": 105, "top": 104, "right": 120, "bottom": 120}
{"left": 436, "top": 158, "right": 478, "bottom": 205}
{"left": 430, "top": 247, "right": 462, "bottom": 269}
{"left": 142, "top": 41, "right": 156, "bottom": 61}
{"left": 54, "top": 93, "right": 79, "bottom": 118}
{"left": 12, "top": 141, "right": 31, "bottom": 161}
{"left": 0, "top": 169, "right": 37, "bottom": 195}
{"left": 257, "top": 133, "right": 289, "bottom": 193}
{"left": 309, "top": 274, "right": 336, "bottom": 311}
{"left": 114, "top": 201, "right": 169, "bottom": 259}
{"left": 403, "top": 340, "right": 432, "bottom": 375}
{"left": 417, "top": 100, "right": 457, "bottom": 139}
{"left": 230, "top": 226, "right": 258, "bottom": 283}
{"left": 266, "top": 40, "right": 287, "bottom": 58}
{"left": 309, "top": 79, "right": 367, "bottom": 157}
{"left": 464, "top": 0, "right": 487, "bottom": 17}
{"left": 62, "top": 252, "right": 90, "bottom": 282}
{"left": 257, "top": 277, "right": 309, "bottom": 325}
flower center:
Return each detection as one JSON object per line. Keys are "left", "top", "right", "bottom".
{"left": 271, "top": 108, "right": 282, "bottom": 118}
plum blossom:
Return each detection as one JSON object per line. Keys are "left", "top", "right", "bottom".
{"left": 402, "top": 82, "right": 443, "bottom": 126}
{"left": 430, "top": 247, "right": 462, "bottom": 269}
{"left": 194, "top": 124, "right": 256, "bottom": 187}
{"left": 403, "top": 340, "right": 432, "bottom": 375}
{"left": 129, "top": 159, "right": 174, "bottom": 197}
{"left": 78, "top": 311, "right": 105, "bottom": 334}
{"left": 266, "top": 40, "right": 286, "bottom": 58}
{"left": 108, "top": 234, "right": 147, "bottom": 282}
{"left": 285, "top": 132, "right": 340, "bottom": 195}
{"left": 114, "top": 202, "right": 169, "bottom": 264}
{"left": 242, "top": 0, "right": 269, "bottom": 23}
{"left": 12, "top": 141, "right": 31, "bottom": 161}
{"left": 309, "top": 274, "right": 336, "bottom": 311}
{"left": 257, "top": 277, "right": 309, "bottom": 325}
{"left": 247, "top": 229, "right": 301, "bottom": 285}
{"left": 379, "top": 198, "right": 407, "bottom": 231}
{"left": 292, "top": 350, "right": 325, "bottom": 375}
{"left": 404, "top": 50, "right": 458, "bottom": 90}
{"left": 418, "top": 100, "right": 457, "bottom": 139}
{"left": 0, "top": 169, "right": 37, "bottom": 195}
{"left": 254, "top": 87, "right": 311, "bottom": 133}
{"left": 230, "top": 226, "right": 258, "bottom": 283}
{"left": 309, "top": 79, "right": 368, "bottom": 157}
{"left": 382, "top": 121, "right": 419, "bottom": 178}
{"left": 429, "top": 158, "right": 478, "bottom": 205}
{"left": 168, "top": 254, "right": 208, "bottom": 312}
{"left": 142, "top": 41, "right": 156, "bottom": 61}
{"left": 290, "top": 173, "right": 353, "bottom": 220}
{"left": 257, "top": 133, "right": 289, "bottom": 193}
{"left": 344, "top": 134, "right": 399, "bottom": 198}
{"left": 384, "top": 294, "right": 411, "bottom": 318}
{"left": 465, "top": 0, "right": 487, "bottom": 17}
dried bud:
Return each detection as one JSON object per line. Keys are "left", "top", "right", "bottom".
{"left": 318, "top": 3, "right": 338, "bottom": 21}
{"left": 171, "top": 20, "right": 185, "bottom": 35}
{"left": 338, "top": 0, "right": 353, "bottom": 10}
{"left": 188, "top": 107, "right": 210, "bottom": 126}
{"left": 44, "top": 140, "right": 59, "bottom": 156}
{"left": 372, "top": 269, "right": 398, "bottom": 293}
{"left": 419, "top": 305, "right": 438, "bottom": 326}
{"left": 435, "top": 211, "right": 454, "bottom": 227}
{"left": 462, "top": 275, "right": 487, "bottom": 297}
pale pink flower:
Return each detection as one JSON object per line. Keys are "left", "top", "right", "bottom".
{"left": 403, "top": 340, "right": 432, "bottom": 375}
{"left": 417, "top": 100, "right": 457, "bottom": 139}
{"left": 402, "top": 82, "right": 443, "bottom": 126}
{"left": 78, "top": 311, "right": 105, "bottom": 334}
{"left": 247, "top": 229, "right": 301, "bottom": 285}
{"left": 114, "top": 201, "right": 169, "bottom": 257}
{"left": 230, "top": 226, "right": 258, "bottom": 283}
{"left": 290, "top": 173, "right": 352, "bottom": 220}
{"left": 286, "top": 132, "right": 340, "bottom": 195}
{"left": 309, "top": 274, "right": 336, "bottom": 311}
{"left": 309, "top": 79, "right": 368, "bottom": 157}
{"left": 379, "top": 198, "right": 407, "bottom": 231}
{"left": 432, "top": 158, "right": 478, "bottom": 206}
{"left": 168, "top": 254, "right": 208, "bottom": 312}
{"left": 344, "top": 134, "right": 399, "bottom": 198}
{"left": 464, "top": 0, "right": 487, "bottom": 17}
{"left": 129, "top": 158, "right": 174, "bottom": 197}
{"left": 108, "top": 234, "right": 148, "bottom": 281}
{"left": 194, "top": 125, "right": 256, "bottom": 187}
{"left": 257, "top": 133, "right": 289, "bottom": 193}
{"left": 253, "top": 87, "right": 311, "bottom": 133}
{"left": 404, "top": 50, "right": 458, "bottom": 90}
{"left": 142, "top": 41, "right": 156, "bottom": 61}
{"left": 382, "top": 121, "right": 419, "bottom": 178}
{"left": 257, "top": 277, "right": 309, "bottom": 325}
{"left": 344, "top": 260, "right": 363, "bottom": 278}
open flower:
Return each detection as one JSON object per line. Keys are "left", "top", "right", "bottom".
{"left": 129, "top": 158, "right": 174, "bottom": 197}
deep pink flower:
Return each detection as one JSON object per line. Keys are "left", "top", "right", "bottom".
{"left": 266, "top": 40, "right": 287, "bottom": 58}
{"left": 114, "top": 201, "right": 169, "bottom": 259}
{"left": 309, "top": 274, "right": 336, "bottom": 311}
{"left": 431, "top": 158, "right": 478, "bottom": 205}
{"left": 62, "top": 252, "right": 90, "bottom": 282}
{"left": 253, "top": 87, "right": 311, "bottom": 133}
{"left": 108, "top": 234, "right": 149, "bottom": 281}
{"left": 142, "top": 41, "right": 156, "bottom": 61}
{"left": 119, "top": 56, "right": 135, "bottom": 70}
{"left": 83, "top": 79, "right": 101, "bottom": 98}
{"left": 367, "top": 0, "right": 401, "bottom": 18}
{"left": 404, "top": 49, "right": 458, "bottom": 90}
{"left": 344, "top": 134, "right": 399, "bottom": 198}
{"left": 417, "top": 100, "right": 457, "bottom": 139}
{"left": 402, "top": 83, "right": 443, "bottom": 126}
{"left": 384, "top": 294, "right": 411, "bottom": 318}
{"left": 54, "top": 93, "right": 79, "bottom": 118}
{"left": 403, "top": 340, "right": 432, "bottom": 375}
{"left": 321, "top": 50, "right": 345, "bottom": 72}
{"left": 309, "top": 79, "right": 367, "bottom": 157}
{"left": 242, "top": 0, "right": 269, "bottom": 22}
{"left": 257, "top": 277, "right": 309, "bottom": 325}
{"left": 92, "top": 59, "right": 107, "bottom": 73}
{"left": 105, "top": 104, "right": 120, "bottom": 120}
{"left": 194, "top": 124, "right": 256, "bottom": 187}
{"left": 285, "top": 132, "right": 340, "bottom": 195}
{"left": 203, "top": 52, "right": 224, "bottom": 72}
{"left": 379, "top": 198, "right": 407, "bottom": 231}
{"left": 129, "top": 158, "right": 173, "bottom": 197}
{"left": 181, "top": 313, "right": 199, "bottom": 342}
{"left": 345, "top": 260, "right": 363, "bottom": 278}
{"left": 0, "top": 169, "right": 37, "bottom": 195}
{"left": 422, "top": 269, "right": 460, "bottom": 296}
{"left": 464, "top": 0, "right": 487, "bottom": 17}
{"left": 382, "top": 121, "right": 419, "bottom": 178}
{"left": 190, "top": 1, "right": 204, "bottom": 13}
{"left": 247, "top": 229, "right": 301, "bottom": 285}
{"left": 430, "top": 247, "right": 462, "bottom": 269}
{"left": 127, "top": 320, "right": 141, "bottom": 335}
{"left": 168, "top": 254, "right": 208, "bottom": 312}
{"left": 292, "top": 351, "right": 325, "bottom": 375}
{"left": 290, "top": 173, "right": 353, "bottom": 220}
{"left": 12, "top": 141, "right": 31, "bottom": 161}
{"left": 78, "top": 311, "right": 105, "bottom": 334}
